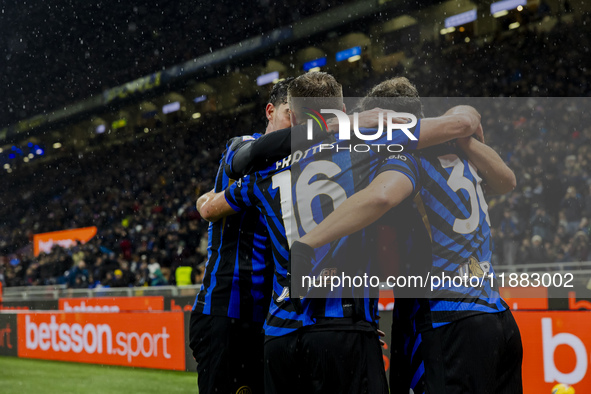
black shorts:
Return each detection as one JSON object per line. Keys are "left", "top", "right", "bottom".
{"left": 189, "top": 311, "right": 265, "bottom": 394}
{"left": 264, "top": 319, "right": 388, "bottom": 394}
{"left": 390, "top": 309, "right": 523, "bottom": 394}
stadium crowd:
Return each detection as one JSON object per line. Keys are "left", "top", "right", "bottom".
{"left": 407, "top": 13, "right": 591, "bottom": 267}
{"left": 1, "top": 0, "right": 356, "bottom": 128}
{"left": 1, "top": 12, "right": 591, "bottom": 289}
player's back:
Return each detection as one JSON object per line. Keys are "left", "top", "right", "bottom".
{"left": 225, "top": 135, "right": 385, "bottom": 337}
{"left": 194, "top": 135, "right": 273, "bottom": 323}
{"left": 391, "top": 147, "right": 508, "bottom": 331}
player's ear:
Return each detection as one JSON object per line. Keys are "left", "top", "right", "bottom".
{"left": 290, "top": 111, "right": 297, "bottom": 126}
{"left": 342, "top": 103, "right": 347, "bottom": 113}
{"left": 266, "top": 103, "right": 275, "bottom": 122}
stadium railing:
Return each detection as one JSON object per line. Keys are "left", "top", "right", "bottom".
{"left": 496, "top": 261, "right": 591, "bottom": 274}
{"left": 4, "top": 262, "right": 591, "bottom": 302}
{"left": 1, "top": 284, "right": 201, "bottom": 302}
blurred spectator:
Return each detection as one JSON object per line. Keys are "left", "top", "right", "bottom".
{"left": 109, "top": 269, "right": 126, "bottom": 288}
{"left": 175, "top": 264, "right": 193, "bottom": 286}
{"left": 584, "top": 184, "right": 591, "bottom": 218}
{"left": 570, "top": 232, "right": 590, "bottom": 262}
{"left": 500, "top": 211, "right": 521, "bottom": 266}
{"left": 530, "top": 207, "right": 553, "bottom": 242}
{"left": 67, "top": 261, "right": 90, "bottom": 288}
{"left": 102, "top": 272, "right": 116, "bottom": 288}
{"left": 516, "top": 238, "right": 532, "bottom": 264}
{"left": 135, "top": 261, "right": 151, "bottom": 287}
{"left": 561, "top": 186, "right": 585, "bottom": 235}
{"left": 71, "top": 242, "right": 85, "bottom": 265}
{"left": 149, "top": 264, "right": 168, "bottom": 286}
{"left": 530, "top": 235, "right": 549, "bottom": 263}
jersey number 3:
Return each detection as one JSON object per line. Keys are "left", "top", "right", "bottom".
{"left": 439, "top": 154, "right": 491, "bottom": 234}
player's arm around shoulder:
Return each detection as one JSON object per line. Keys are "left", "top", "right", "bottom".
{"left": 456, "top": 132, "right": 516, "bottom": 196}
{"left": 222, "top": 135, "right": 258, "bottom": 179}
{"left": 196, "top": 188, "right": 238, "bottom": 223}
{"left": 224, "top": 129, "right": 304, "bottom": 179}
{"left": 299, "top": 154, "right": 416, "bottom": 249}
{"left": 361, "top": 169, "right": 415, "bottom": 214}
{"left": 416, "top": 105, "right": 483, "bottom": 149}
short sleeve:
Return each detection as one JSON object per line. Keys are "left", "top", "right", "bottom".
{"left": 375, "top": 153, "right": 420, "bottom": 193}
{"left": 223, "top": 135, "right": 260, "bottom": 176}
{"left": 224, "top": 175, "right": 256, "bottom": 212}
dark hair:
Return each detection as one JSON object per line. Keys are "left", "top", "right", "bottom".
{"left": 268, "top": 77, "right": 294, "bottom": 107}
{"left": 288, "top": 72, "right": 342, "bottom": 99}
{"left": 287, "top": 72, "right": 343, "bottom": 124}
{"left": 359, "top": 77, "right": 424, "bottom": 118}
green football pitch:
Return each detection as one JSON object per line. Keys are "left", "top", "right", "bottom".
{"left": 0, "top": 356, "right": 197, "bottom": 393}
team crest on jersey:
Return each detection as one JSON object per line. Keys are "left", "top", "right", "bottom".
{"left": 458, "top": 256, "right": 491, "bottom": 286}
{"left": 277, "top": 286, "right": 290, "bottom": 302}
{"left": 236, "top": 386, "right": 252, "bottom": 394}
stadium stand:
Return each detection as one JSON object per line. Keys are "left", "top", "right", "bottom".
{"left": 1, "top": 7, "right": 591, "bottom": 289}
{"left": 0, "top": 0, "right": 357, "bottom": 128}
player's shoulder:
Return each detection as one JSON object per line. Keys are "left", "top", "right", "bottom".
{"left": 256, "top": 159, "right": 290, "bottom": 180}
{"left": 383, "top": 152, "right": 419, "bottom": 169}
{"left": 232, "top": 158, "right": 288, "bottom": 187}
{"left": 424, "top": 145, "right": 468, "bottom": 167}
{"left": 226, "top": 133, "right": 262, "bottom": 149}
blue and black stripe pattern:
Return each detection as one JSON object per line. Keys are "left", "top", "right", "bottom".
{"left": 224, "top": 124, "right": 423, "bottom": 338}
{"left": 384, "top": 148, "right": 508, "bottom": 332}
{"left": 193, "top": 134, "right": 274, "bottom": 323}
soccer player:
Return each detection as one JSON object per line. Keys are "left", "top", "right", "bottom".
{"left": 192, "top": 77, "right": 389, "bottom": 393}
{"left": 197, "top": 72, "right": 484, "bottom": 394}
{"left": 189, "top": 78, "right": 292, "bottom": 394}
{"left": 295, "top": 77, "right": 522, "bottom": 393}
{"left": 200, "top": 73, "right": 389, "bottom": 393}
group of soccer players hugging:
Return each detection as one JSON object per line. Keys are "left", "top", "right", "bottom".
{"left": 189, "top": 71, "right": 524, "bottom": 394}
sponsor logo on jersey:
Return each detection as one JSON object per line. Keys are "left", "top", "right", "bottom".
{"left": 277, "top": 287, "right": 289, "bottom": 302}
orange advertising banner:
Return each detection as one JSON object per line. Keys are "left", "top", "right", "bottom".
{"left": 500, "top": 286, "right": 549, "bottom": 310}
{"left": 59, "top": 296, "right": 164, "bottom": 312}
{"left": 514, "top": 311, "right": 591, "bottom": 393}
{"left": 33, "top": 227, "right": 98, "bottom": 256}
{"left": 378, "top": 289, "right": 394, "bottom": 311}
{"left": 17, "top": 311, "right": 185, "bottom": 370}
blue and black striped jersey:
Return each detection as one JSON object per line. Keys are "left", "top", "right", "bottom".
{"left": 382, "top": 148, "right": 508, "bottom": 332}
{"left": 193, "top": 134, "right": 274, "bottom": 323}
{"left": 224, "top": 123, "right": 422, "bottom": 338}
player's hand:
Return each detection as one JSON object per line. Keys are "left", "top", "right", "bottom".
{"left": 287, "top": 241, "right": 315, "bottom": 314}
{"left": 474, "top": 123, "right": 484, "bottom": 143}
{"left": 378, "top": 329, "right": 386, "bottom": 347}
{"left": 457, "top": 123, "right": 485, "bottom": 151}
{"left": 456, "top": 136, "right": 471, "bottom": 150}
